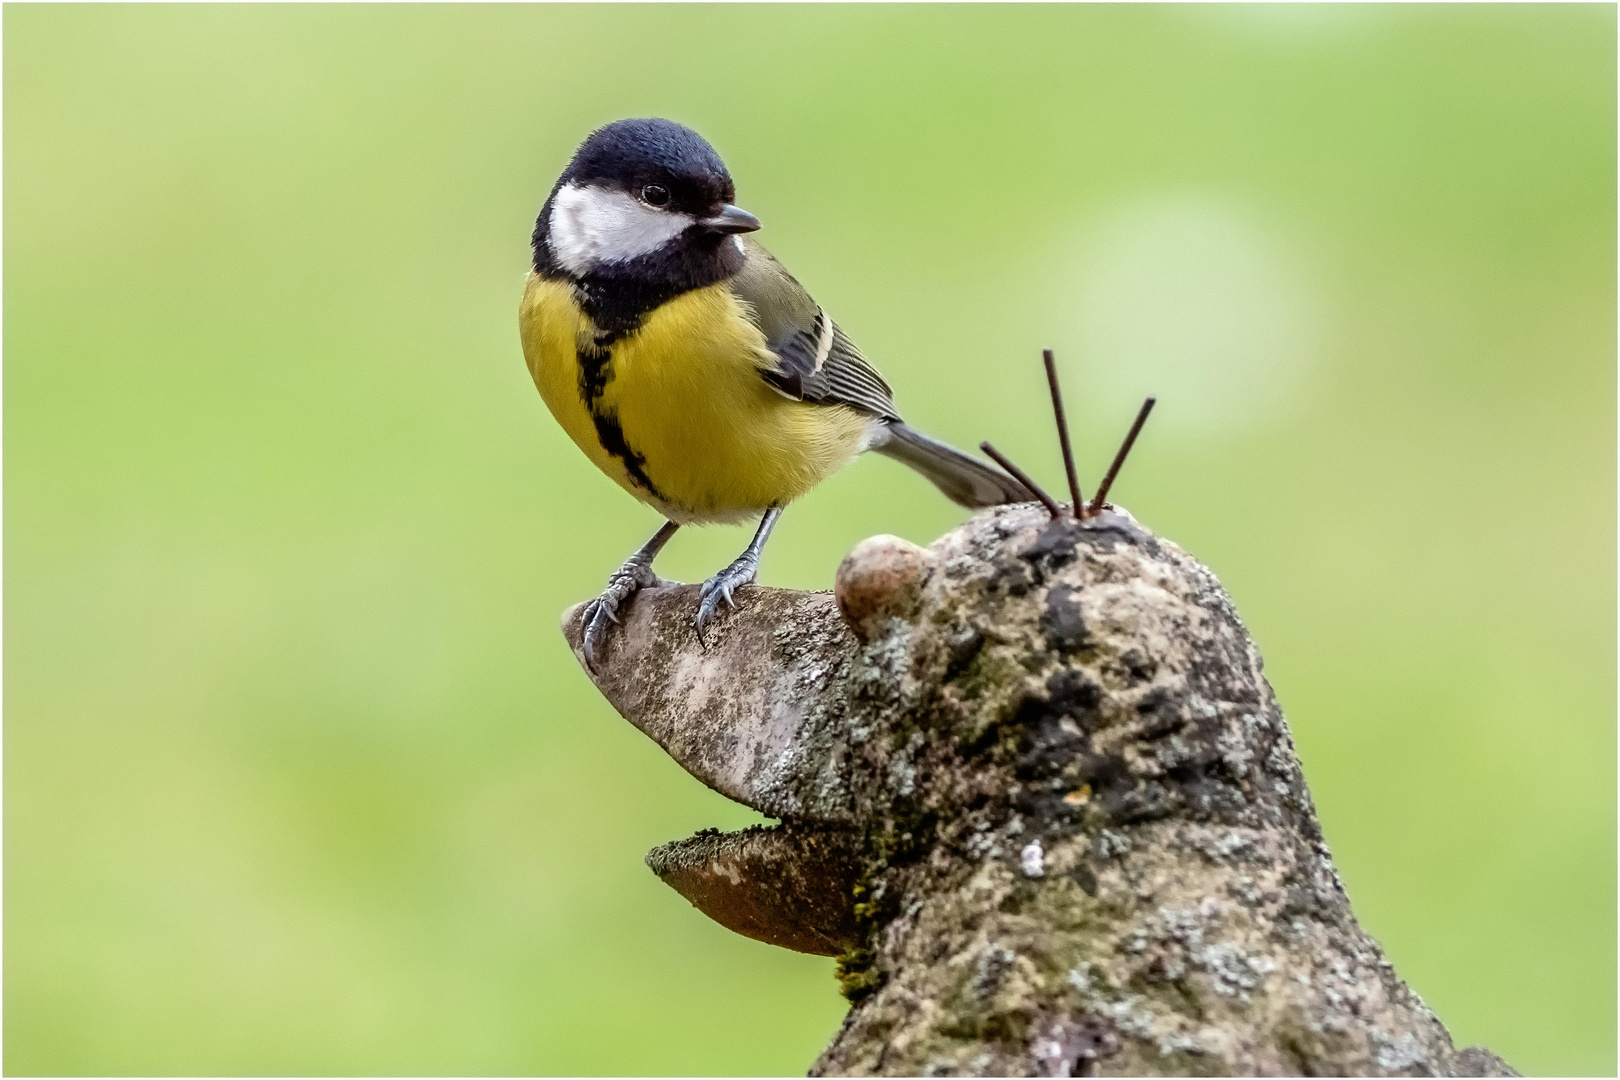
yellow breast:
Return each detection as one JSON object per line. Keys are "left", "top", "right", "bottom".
{"left": 519, "top": 273, "right": 873, "bottom": 523}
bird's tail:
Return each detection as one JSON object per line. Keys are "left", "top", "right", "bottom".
{"left": 870, "top": 421, "right": 1030, "bottom": 509}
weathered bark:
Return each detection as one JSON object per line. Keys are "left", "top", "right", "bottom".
{"left": 563, "top": 505, "right": 1514, "bottom": 1077}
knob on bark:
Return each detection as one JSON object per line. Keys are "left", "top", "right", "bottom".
{"left": 834, "top": 533, "right": 935, "bottom": 640}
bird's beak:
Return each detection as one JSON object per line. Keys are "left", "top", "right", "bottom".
{"left": 699, "top": 204, "right": 761, "bottom": 235}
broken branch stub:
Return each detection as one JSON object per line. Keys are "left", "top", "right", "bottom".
{"left": 561, "top": 505, "right": 1515, "bottom": 1077}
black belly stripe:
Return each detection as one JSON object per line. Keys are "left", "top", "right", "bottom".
{"left": 577, "top": 337, "right": 666, "bottom": 502}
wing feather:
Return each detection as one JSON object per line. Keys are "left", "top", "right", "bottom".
{"left": 729, "top": 240, "right": 900, "bottom": 421}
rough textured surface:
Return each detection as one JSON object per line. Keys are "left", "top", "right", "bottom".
{"left": 563, "top": 505, "right": 1516, "bottom": 1078}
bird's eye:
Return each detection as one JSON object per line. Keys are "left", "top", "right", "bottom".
{"left": 641, "top": 184, "right": 670, "bottom": 208}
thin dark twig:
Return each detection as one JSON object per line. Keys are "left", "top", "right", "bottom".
{"left": 1086, "top": 397, "right": 1156, "bottom": 517}
{"left": 980, "top": 441, "right": 1061, "bottom": 518}
{"left": 1042, "top": 349, "right": 1085, "bottom": 518}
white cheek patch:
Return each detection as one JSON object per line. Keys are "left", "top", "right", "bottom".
{"left": 548, "top": 183, "right": 695, "bottom": 275}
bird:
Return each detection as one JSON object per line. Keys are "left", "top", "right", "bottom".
{"left": 520, "top": 118, "right": 1027, "bottom": 668}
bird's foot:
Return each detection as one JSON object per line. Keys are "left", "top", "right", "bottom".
{"left": 581, "top": 558, "right": 667, "bottom": 672}
{"left": 694, "top": 552, "right": 761, "bottom": 646}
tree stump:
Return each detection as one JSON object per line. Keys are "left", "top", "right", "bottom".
{"left": 562, "top": 504, "right": 1514, "bottom": 1078}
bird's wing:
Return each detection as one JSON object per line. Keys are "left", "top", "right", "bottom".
{"left": 727, "top": 237, "right": 901, "bottom": 421}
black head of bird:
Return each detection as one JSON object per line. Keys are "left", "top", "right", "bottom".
{"left": 533, "top": 117, "right": 761, "bottom": 290}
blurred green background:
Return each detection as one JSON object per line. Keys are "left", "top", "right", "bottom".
{"left": 5, "top": 4, "right": 1613, "bottom": 1075}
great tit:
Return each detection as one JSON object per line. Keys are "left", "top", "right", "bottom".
{"left": 521, "top": 118, "right": 1026, "bottom": 666}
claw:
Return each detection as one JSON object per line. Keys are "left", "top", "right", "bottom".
{"left": 578, "top": 557, "right": 669, "bottom": 673}
{"left": 692, "top": 554, "right": 761, "bottom": 645}
{"left": 581, "top": 601, "right": 618, "bottom": 673}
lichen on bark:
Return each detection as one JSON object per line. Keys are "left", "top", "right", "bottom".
{"left": 562, "top": 504, "right": 1514, "bottom": 1078}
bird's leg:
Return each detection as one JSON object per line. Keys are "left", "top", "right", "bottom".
{"left": 581, "top": 520, "right": 680, "bottom": 671}
{"left": 694, "top": 505, "right": 783, "bottom": 645}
